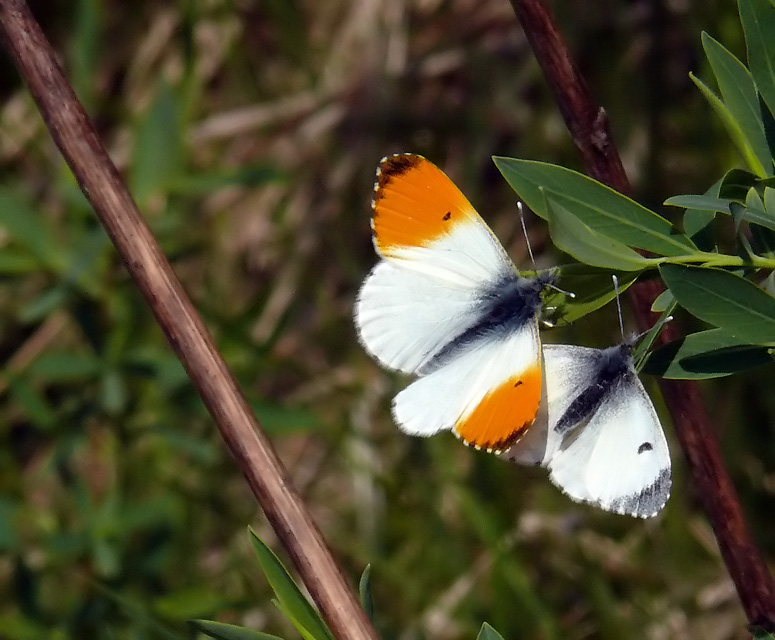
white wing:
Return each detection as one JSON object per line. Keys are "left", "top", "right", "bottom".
{"left": 355, "top": 153, "right": 519, "bottom": 374}
{"left": 506, "top": 344, "right": 600, "bottom": 465}
{"left": 548, "top": 373, "right": 671, "bottom": 518}
{"left": 392, "top": 322, "right": 542, "bottom": 452}
{"left": 354, "top": 259, "right": 491, "bottom": 374}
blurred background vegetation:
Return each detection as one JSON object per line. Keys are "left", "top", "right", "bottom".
{"left": 0, "top": 0, "right": 773, "bottom": 638}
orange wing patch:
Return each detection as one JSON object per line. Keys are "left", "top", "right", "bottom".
{"left": 372, "top": 154, "right": 478, "bottom": 255}
{"left": 454, "top": 364, "right": 542, "bottom": 453}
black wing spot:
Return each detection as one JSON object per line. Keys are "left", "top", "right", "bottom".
{"left": 513, "top": 380, "right": 523, "bottom": 387}
{"left": 442, "top": 211, "right": 452, "bottom": 221}
{"left": 637, "top": 442, "right": 653, "bottom": 454}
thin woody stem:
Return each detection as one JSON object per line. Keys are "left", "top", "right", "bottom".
{"left": 508, "top": 0, "right": 775, "bottom": 630}
{"left": 0, "top": 2, "right": 378, "bottom": 638}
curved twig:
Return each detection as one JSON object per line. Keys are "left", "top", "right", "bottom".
{"left": 0, "top": 2, "right": 378, "bottom": 638}
{"left": 508, "top": 0, "right": 775, "bottom": 631}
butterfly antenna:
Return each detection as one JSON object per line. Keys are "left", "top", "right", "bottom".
{"left": 517, "top": 201, "right": 537, "bottom": 267}
{"left": 635, "top": 313, "right": 675, "bottom": 343}
{"left": 546, "top": 281, "right": 576, "bottom": 299}
{"left": 518, "top": 202, "right": 576, "bottom": 300}
{"left": 613, "top": 274, "right": 625, "bottom": 340}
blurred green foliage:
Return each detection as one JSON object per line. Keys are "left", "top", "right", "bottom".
{"left": 1, "top": 0, "right": 774, "bottom": 639}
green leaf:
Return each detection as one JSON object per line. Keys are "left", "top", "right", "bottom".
{"left": 248, "top": 528, "right": 333, "bottom": 640}
{"left": 168, "top": 165, "right": 285, "bottom": 195}
{"left": 476, "top": 623, "right": 507, "bottom": 640}
{"left": 155, "top": 587, "right": 226, "bottom": 620}
{"left": 745, "top": 186, "right": 775, "bottom": 229}
{"left": 8, "top": 377, "right": 56, "bottom": 429}
{"left": 100, "top": 369, "right": 128, "bottom": 415}
{"left": 131, "top": 82, "right": 185, "bottom": 205}
{"left": 660, "top": 264, "right": 775, "bottom": 343}
{"left": 544, "top": 193, "right": 657, "bottom": 271}
{"left": 667, "top": 182, "right": 775, "bottom": 232}
{"left": 633, "top": 304, "right": 677, "bottom": 369}
{"left": 191, "top": 620, "right": 285, "bottom": 640}
{"left": 752, "top": 626, "right": 775, "bottom": 640}
{"left": 642, "top": 327, "right": 775, "bottom": 379}
{"left": 248, "top": 402, "right": 323, "bottom": 434}
{"left": 690, "top": 71, "right": 764, "bottom": 176}
{"left": 680, "top": 178, "right": 722, "bottom": 251}
{"left": 740, "top": 0, "right": 775, "bottom": 122}
{"left": 651, "top": 289, "right": 674, "bottom": 312}
{"left": 544, "top": 265, "right": 640, "bottom": 325}
{"left": 0, "top": 188, "right": 66, "bottom": 271}
{"left": 494, "top": 157, "right": 697, "bottom": 256}
{"left": 0, "top": 249, "right": 43, "bottom": 274}
{"left": 765, "top": 185, "right": 775, "bottom": 219}
{"left": 0, "top": 499, "right": 19, "bottom": 552}
{"left": 666, "top": 194, "right": 733, "bottom": 214}
{"left": 358, "top": 565, "right": 374, "bottom": 622}
{"left": 683, "top": 208, "right": 716, "bottom": 242}
{"left": 702, "top": 32, "right": 771, "bottom": 175}
{"left": 720, "top": 167, "right": 760, "bottom": 199}
{"left": 69, "top": 0, "right": 101, "bottom": 110}
{"left": 19, "top": 286, "right": 69, "bottom": 323}
{"left": 27, "top": 351, "right": 102, "bottom": 382}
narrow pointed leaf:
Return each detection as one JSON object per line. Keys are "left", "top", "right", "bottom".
{"left": 702, "top": 32, "right": 771, "bottom": 175}
{"left": 739, "top": 0, "right": 775, "bottom": 119}
{"left": 690, "top": 72, "right": 763, "bottom": 174}
{"left": 131, "top": 83, "right": 185, "bottom": 205}
{"left": 191, "top": 620, "right": 285, "bottom": 640}
{"left": 271, "top": 600, "right": 324, "bottom": 640}
{"left": 358, "top": 565, "right": 374, "bottom": 622}
{"left": 248, "top": 529, "right": 333, "bottom": 640}
{"left": 720, "top": 167, "right": 760, "bottom": 199}
{"left": 633, "top": 305, "right": 677, "bottom": 369}
{"left": 494, "top": 157, "right": 697, "bottom": 256}
{"left": 651, "top": 289, "right": 674, "bottom": 312}
{"left": 476, "top": 623, "right": 507, "bottom": 640}
{"left": 747, "top": 186, "right": 775, "bottom": 228}
{"left": 666, "top": 194, "right": 733, "bottom": 214}
{"left": 642, "top": 327, "right": 775, "bottom": 379}
{"left": 660, "top": 264, "right": 775, "bottom": 343}
{"left": 667, "top": 186, "right": 775, "bottom": 232}
{"left": 765, "top": 185, "right": 775, "bottom": 219}
{"left": 0, "top": 189, "right": 66, "bottom": 271}
{"left": 682, "top": 178, "right": 722, "bottom": 250}
{"left": 544, "top": 194, "right": 656, "bottom": 271}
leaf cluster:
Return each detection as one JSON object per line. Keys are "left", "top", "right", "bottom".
{"left": 495, "top": 0, "right": 775, "bottom": 381}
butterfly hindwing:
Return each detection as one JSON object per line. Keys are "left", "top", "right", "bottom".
{"left": 548, "top": 375, "right": 671, "bottom": 518}
{"left": 543, "top": 343, "right": 671, "bottom": 518}
{"left": 392, "top": 320, "right": 542, "bottom": 452}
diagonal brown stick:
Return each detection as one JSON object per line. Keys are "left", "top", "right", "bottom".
{"left": 0, "top": 2, "right": 379, "bottom": 638}
{"left": 508, "top": 0, "right": 775, "bottom": 631}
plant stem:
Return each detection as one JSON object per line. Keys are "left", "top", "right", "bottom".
{"left": 0, "top": 2, "right": 379, "bottom": 638}
{"left": 508, "top": 0, "right": 775, "bottom": 630}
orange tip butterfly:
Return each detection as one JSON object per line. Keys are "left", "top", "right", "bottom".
{"left": 508, "top": 338, "right": 671, "bottom": 518}
{"left": 354, "top": 153, "right": 555, "bottom": 452}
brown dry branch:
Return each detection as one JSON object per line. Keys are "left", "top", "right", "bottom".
{"left": 508, "top": 0, "right": 775, "bottom": 631}
{"left": 0, "top": 1, "right": 379, "bottom": 639}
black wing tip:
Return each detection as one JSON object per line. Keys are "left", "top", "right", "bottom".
{"left": 550, "top": 467, "right": 672, "bottom": 519}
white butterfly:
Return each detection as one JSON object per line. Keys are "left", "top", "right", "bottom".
{"left": 354, "top": 154, "right": 554, "bottom": 452}
{"left": 508, "top": 339, "right": 671, "bottom": 518}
